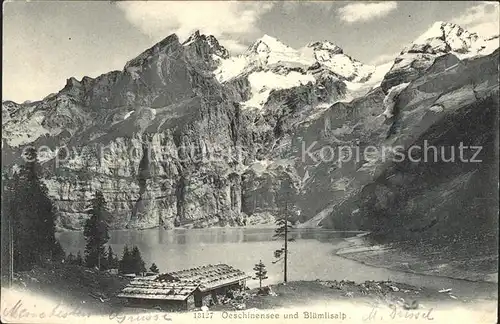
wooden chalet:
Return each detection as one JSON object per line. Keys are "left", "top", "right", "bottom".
{"left": 118, "top": 264, "right": 250, "bottom": 311}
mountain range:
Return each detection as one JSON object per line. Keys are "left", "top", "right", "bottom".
{"left": 2, "top": 20, "right": 498, "bottom": 256}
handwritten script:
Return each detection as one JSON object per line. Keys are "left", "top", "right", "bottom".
{"left": 2, "top": 299, "right": 173, "bottom": 322}
{"left": 363, "top": 304, "right": 434, "bottom": 321}
{"left": 3, "top": 299, "right": 91, "bottom": 320}
{"left": 109, "top": 312, "right": 172, "bottom": 323}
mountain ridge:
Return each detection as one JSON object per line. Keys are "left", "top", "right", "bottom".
{"left": 4, "top": 21, "right": 497, "bottom": 105}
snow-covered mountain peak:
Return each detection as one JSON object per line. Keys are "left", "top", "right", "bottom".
{"left": 381, "top": 21, "right": 499, "bottom": 92}
{"left": 407, "top": 21, "right": 488, "bottom": 57}
{"left": 250, "top": 34, "right": 296, "bottom": 54}
{"left": 245, "top": 34, "right": 311, "bottom": 67}
{"left": 215, "top": 33, "right": 382, "bottom": 94}
{"left": 307, "top": 41, "right": 344, "bottom": 55}
{"left": 415, "top": 21, "right": 475, "bottom": 42}
{"left": 305, "top": 40, "right": 374, "bottom": 82}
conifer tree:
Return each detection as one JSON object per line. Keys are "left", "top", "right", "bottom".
{"left": 66, "top": 252, "right": 75, "bottom": 264}
{"left": 84, "top": 190, "right": 109, "bottom": 269}
{"left": 131, "top": 246, "right": 146, "bottom": 274}
{"left": 253, "top": 260, "right": 268, "bottom": 291}
{"left": 149, "top": 263, "right": 159, "bottom": 273}
{"left": 113, "top": 251, "right": 120, "bottom": 269}
{"left": 107, "top": 245, "right": 117, "bottom": 269}
{"left": 52, "top": 241, "right": 66, "bottom": 262}
{"left": 119, "top": 245, "right": 131, "bottom": 273}
{"left": 4, "top": 148, "right": 59, "bottom": 270}
{"left": 2, "top": 171, "right": 18, "bottom": 279}
{"left": 76, "top": 250, "right": 84, "bottom": 266}
{"left": 272, "top": 174, "right": 296, "bottom": 283}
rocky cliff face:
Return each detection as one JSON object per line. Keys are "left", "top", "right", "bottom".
{"left": 2, "top": 22, "right": 498, "bottom": 245}
{"left": 319, "top": 50, "right": 498, "bottom": 245}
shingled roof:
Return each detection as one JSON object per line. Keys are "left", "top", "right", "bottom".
{"left": 117, "top": 276, "right": 199, "bottom": 301}
{"left": 118, "top": 264, "right": 250, "bottom": 300}
{"left": 159, "top": 263, "right": 250, "bottom": 292}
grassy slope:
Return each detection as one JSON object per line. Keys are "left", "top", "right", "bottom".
{"left": 3, "top": 262, "right": 130, "bottom": 315}
{"left": 3, "top": 263, "right": 496, "bottom": 316}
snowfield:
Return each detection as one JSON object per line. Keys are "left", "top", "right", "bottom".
{"left": 242, "top": 71, "right": 316, "bottom": 110}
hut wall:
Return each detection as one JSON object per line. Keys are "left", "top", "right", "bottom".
{"left": 194, "top": 291, "right": 211, "bottom": 307}
{"left": 195, "top": 282, "right": 245, "bottom": 307}
{"left": 126, "top": 298, "right": 189, "bottom": 311}
{"left": 186, "top": 295, "right": 195, "bottom": 310}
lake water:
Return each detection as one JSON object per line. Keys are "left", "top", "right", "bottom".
{"left": 56, "top": 227, "right": 497, "bottom": 298}
{"left": 56, "top": 228, "right": 360, "bottom": 286}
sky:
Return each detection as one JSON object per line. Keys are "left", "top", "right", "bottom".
{"left": 3, "top": 1, "right": 499, "bottom": 103}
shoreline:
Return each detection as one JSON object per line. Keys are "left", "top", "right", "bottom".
{"left": 335, "top": 234, "right": 499, "bottom": 285}
{"left": 54, "top": 226, "right": 498, "bottom": 288}
{"left": 56, "top": 225, "right": 368, "bottom": 233}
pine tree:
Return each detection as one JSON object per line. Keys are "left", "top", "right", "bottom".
{"left": 2, "top": 171, "right": 18, "bottom": 282}
{"left": 131, "top": 246, "right": 146, "bottom": 274}
{"left": 107, "top": 246, "right": 117, "bottom": 269}
{"left": 84, "top": 190, "right": 109, "bottom": 269}
{"left": 66, "top": 252, "right": 75, "bottom": 264}
{"left": 149, "top": 263, "right": 159, "bottom": 273}
{"left": 76, "top": 250, "right": 83, "bottom": 266}
{"left": 52, "top": 241, "right": 66, "bottom": 263}
{"left": 253, "top": 260, "right": 268, "bottom": 291}
{"left": 22, "top": 148, "right": 59, "bottom": 262}
{"left": 4, "top": 148, "right": 59, "bottom": 270}
{"left": 119, "top": 245, "right": 131, "bottom": 274}
{"left": 113, "top": 251, "right": 120, "bottom": 269}
{"left": 272, "top": 174, "right": 296, "bottom": 283}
